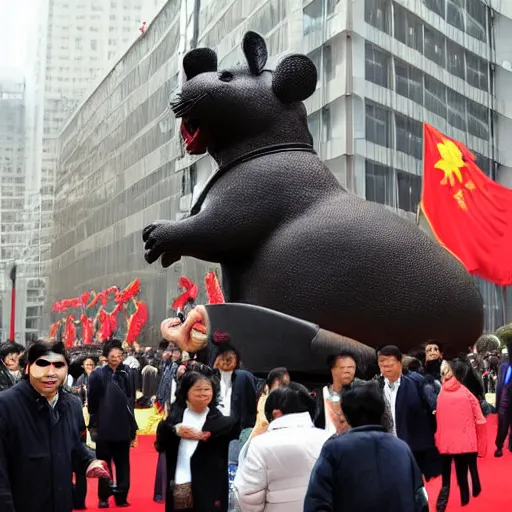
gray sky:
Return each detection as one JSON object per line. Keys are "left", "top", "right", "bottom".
{"left": 0, "top": 0, "right": 38, "bottom": 71}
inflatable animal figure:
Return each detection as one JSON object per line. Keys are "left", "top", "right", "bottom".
{"left": 143, "top": 31, "right": 483, "bottom": 372}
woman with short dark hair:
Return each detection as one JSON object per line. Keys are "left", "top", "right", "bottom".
{"left": 156, "top": 367, "right": 240, "bottom": 512}
{"left": 0, "top": 342, "right": 25, "bottom": 391}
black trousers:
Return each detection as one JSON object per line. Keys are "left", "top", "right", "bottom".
{"left": 153, "top": 451, "right": 167, "bottom": 501}
{"left": 440, "top": 453, "right": 480, "bottom": 504}
{"left": 495, "top": 409, "right": 512, "bottom": 450}
{"left": 96, "top": 440, "right": 131, "bottom": 503}
{"left": 73, "top": 466, "right": 87, "bottom": 508}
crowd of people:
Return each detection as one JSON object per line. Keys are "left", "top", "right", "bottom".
{"left": 0, "top": 332, "right": 511, "bottom": 512}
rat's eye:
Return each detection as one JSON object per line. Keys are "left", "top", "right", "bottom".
{"left": 219, "top": 71, "right": 233, "bottom": 82}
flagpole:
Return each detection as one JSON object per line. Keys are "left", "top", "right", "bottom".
{"left": 9, "top": 262, "right": 16, "bottom": 342}
{"left": 502, "top": 286, "right": 508, "bottom": 325}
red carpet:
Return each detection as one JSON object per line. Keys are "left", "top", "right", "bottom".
{"left": 83, "top": 415, "right": 508, "bottom": 511}
{"left": 84, "top": 436, "right": 163, "bottom": 511}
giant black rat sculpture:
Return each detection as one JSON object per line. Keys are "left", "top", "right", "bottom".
{"left": 143, "top": 31, "right": 483, "bottom": 371}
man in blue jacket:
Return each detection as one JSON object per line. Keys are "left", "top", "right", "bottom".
{"left": 495, "top": 342, "right": 512, "bottom": 457}
{"left": 304, "top": 382, "right": 428, "bottom": 512}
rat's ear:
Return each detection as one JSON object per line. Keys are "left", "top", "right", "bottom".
{"left": 272, "top": 54, "right": 317, "bottom": 103}
{"left": 183, "top": 48, "right": 218, "bottom": 81}
{"left": 242, "top": 31, "right": 268, "bottom": 75}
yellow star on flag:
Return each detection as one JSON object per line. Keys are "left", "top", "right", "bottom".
{"left": 434, "top": 140, "right": 465, "bottom": 187}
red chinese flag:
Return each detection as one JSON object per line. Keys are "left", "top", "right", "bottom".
{"left": 421, "top": 123, "right": 512, "bottom": 285}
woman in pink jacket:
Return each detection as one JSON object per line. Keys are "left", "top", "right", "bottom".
{"left": 435, "top": 359, "right": 487, "bottom": 512}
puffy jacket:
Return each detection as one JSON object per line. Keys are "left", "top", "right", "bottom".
{"left": 435, "top": 377, "right": 487, "bottom": 456}
{"left": 234, "top": 412, "right": 329, "bottom": 512}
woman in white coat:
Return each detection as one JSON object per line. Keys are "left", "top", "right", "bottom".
{"left": 234, "top": 383, "right": 330, "bottom": 512}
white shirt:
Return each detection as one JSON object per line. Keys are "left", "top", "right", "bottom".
{"left": 175, "top": 407, "right": 209, "bottom": 484}
{"left": 49, "top": 393, "right": 59, "bottom": 408}
{"left": 219, "top": 371, "right": 233, "bottom": 417}
{"left": 322, "top": 386, "right": 339, "bottom": 436}
{"left": 383, "top": 377, "right": 401, "bottom": 436}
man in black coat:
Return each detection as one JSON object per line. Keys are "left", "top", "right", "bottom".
{"left": 0, "top": 342, "right": 24, "bottom": 392}
{"left": 88, "top": 338, "right": 138, "bottom": 508}
{"left": 377, "top": 345, "right": 440, "bottom": 481}
{"left": 304, "top": 382, "right": 429, "bottom": 512}
{"left": 0, "top": 340, "right": 109, "bottom": 512}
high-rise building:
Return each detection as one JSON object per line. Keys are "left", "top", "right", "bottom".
{"left": 22, "top": 0, "right": 168, "bottom": 335}
{"left": 50, "top": 0, "right": 512, "bottom": 342}
{"left": 0, "top": 72, "right": 27, "bottom": 341}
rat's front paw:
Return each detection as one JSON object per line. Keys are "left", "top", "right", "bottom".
{"left": 142, "top": 221, "right": 179, "bottom": 265}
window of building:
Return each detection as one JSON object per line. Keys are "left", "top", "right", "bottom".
{"left": 425, "top": 75, "right": 447, "bottom": 117}
{"left": 467, "top": 99, "right": 489, "bottom": 139}
{"left": 473, "top": 151, "right": 491, "bottom": 175}
{"left": 365, "top": 42, "right": 390, "bottom": 88}
{"left": 395, "top": 59, "right": 423, "bottom": 105}
{"left": 466, "top": 0, "right": 487, "bottom": 42}
{"left": 327, "top": 0, "right": 340, "bottom": 15}
{"left": 322, "top": 106, "right": 332, "bottom": 141}
{"left": 365, "top": 160, "right": 393, "bottom": 206}
{"left": 91, "top": 39, "right": 97, "bottom": 51}
{"left": 365, "top": 101, "right": 391, "bottom": 148}
{"left": 422, "top": 0, "right": 445, "bottom": 17}
{"left": 447, "top": 88, "right": 466, "bottom": 130}
{"left": 447, "top": 0, "right": 464, "bottom": 31}
{"left": 424, "top": 27, "right": 446, "bottom": 68}
{"left": 394, "top": 4, "right": 423, "bottom": 53}
{"left": 446, "top": 40, "right": 465, "bottom": 80}
{"left": 396, "top": 170, "right": 421, "bottom": 212}
{"left": 466, "top": 51, "right": 488, "bottom": 91}
{"left": 395, "top": 113, "right": 423, "bottom": 159}
{"left": 303, "top": 0, "right": 322, "bottom": 36}
{"left": 364, "top": 0, "right": 390, "bottom": 34}
{"left": 324, "top": 45, "right": 334, "bottom": 81}
{"left": 308, "top": 111, "right": 321, "bottom": 149}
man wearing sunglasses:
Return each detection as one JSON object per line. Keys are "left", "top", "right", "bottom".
{"left": 0, "top": 339, "right": 110, "bottom": 512}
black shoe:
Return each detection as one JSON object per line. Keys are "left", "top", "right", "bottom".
{"left": 460, "top": 488, "right": 470, "bottom": 507}
{"left": 495, "top": 448, "right": 503, "bottom": 457}
{"left": 436, "top": 486, "right": 450, "bottom": 512}
{"left": 153, "top": 495, "right": 163, "bottom": 503}
{"left": 116, "top": 502, "right": 130, "bottom": 508}
{"left": 472, "top": 483, "right": 482, "bottom": 498}
{"left": 98, "top": 501, "right": 109, "bottom": 509}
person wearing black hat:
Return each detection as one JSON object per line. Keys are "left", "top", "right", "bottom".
{"left": 88, "top": 338, "right": 138, "bottom": 508}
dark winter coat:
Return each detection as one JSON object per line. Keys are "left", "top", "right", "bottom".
{"left": 219, "top": 369, "right": 261, "bottom": 430}
{"left": 87, "top": 364, "right": 138, "bottom": 442}
{"left": 376, "top": 373, "right": 437, "bottom": 452}
{"left": 313, "top": 378, "right": 364, "bottom": 429}
{"left": 496, "top": 361, "right": 511, "bottom": 417}
{"left": 304, "top": 425, "right": 428, "bottom": 512}
{"left": 0, "top": 379, "right": 95, "bottom": 512}
{"left": 0, "top": 361, "right": 16, "bottom": 392}
{"left": 156, "top": 405, "right": 240, "bottom": 512}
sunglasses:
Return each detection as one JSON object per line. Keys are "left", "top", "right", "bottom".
{"left": 35, "top": 359, "right": 67, "bottom": 369}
